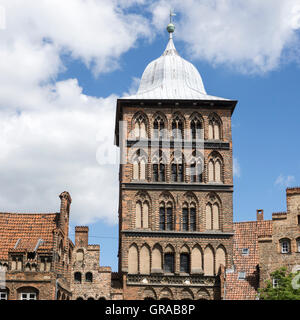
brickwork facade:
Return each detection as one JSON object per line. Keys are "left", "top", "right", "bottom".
{"left": 115, "top": 98, "right": 237, "bottom": 300}
{"left": 71, "top": 226, "right": 122, "bottom": 300}
{"left": 0, "top": 192, "right": 73, "bottom": 300}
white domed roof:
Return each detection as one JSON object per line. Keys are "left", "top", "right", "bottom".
{"left": 124, "top": 36, "right": 228, "bottom": 101}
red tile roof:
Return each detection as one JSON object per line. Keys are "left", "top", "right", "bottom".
{"left": 225, "top": 220, "right": 272, "bottom": 300}
{"left": 0, "top": 212, "right": 58, "bottom": 260}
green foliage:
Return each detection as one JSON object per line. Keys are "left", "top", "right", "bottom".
{"left": 259, "top": 267, "right": 300, "bottom": 300}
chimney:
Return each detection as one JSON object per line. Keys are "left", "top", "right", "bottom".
{"left": 75, "top": 226, "right": 89, "bottom": 248}
{"left": 256, "top": 209, "right": 264, "bottom": 222}
{"left": 59, "top": 191, "right": 72, "bottom": 228}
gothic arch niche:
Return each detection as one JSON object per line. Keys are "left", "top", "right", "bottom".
{"left": 187, "top": 149, "right": 204, "bottom": 183}
{"left": 131, "top": 148, "right": 148, "bottom": 181}
{"left": 208, "top": 112, "right": 222, "bottom": 140}
{"left": 191, "top": 244, "right": 203, "bottom": 274}
{"left": 132, "top": 111, "right": 149, "bottom": 139}
{"left": 180, "top": 288, "right": 194, "bottom": 300}
{"left": 203, "top": 245, "right": 215, "bottom": 276}
{"left": 152, "top": 112, "right": 168, "bottom": 139}
{"left": 143, "top": 288, "right": 157, "bottom": 300}
{"left": 207, "top": 151, "right": 224, "bottom": 183}
{"left": 182, "top": 192, "right": 199, "bottom": 231}
{"left": 159, "top": 287, "right": 173, "bottom": 300}
{"left": 205, "top": 193, "right": 222, "bottom": 231}
{"left": 152, "top": 244, "right": 163, "bottom": 273}
{"left": 171, "top": 111, "right": 185, "bottom": 139}
{"left": 140, "top": 244, "right": 151, "bottom": 275}
{"left": 180, "top": 245, "right": 191, "bottom": 274}
{"left": 128, "top": 244, "right": 138, "bottom": 274}
{"left": 196, "top": 288, "right": 211, "bottom": 300}
{"left": 189, "top": 112, "right": 204, "bottom": 140}
{"left": 215, "top": 245, "right": 226, "bottom": 274}
{"left": 159, "top": 192, "right": 176, "bottom": 231}
{"left": 134, "top": 191, "right": 151, "bottom": 229}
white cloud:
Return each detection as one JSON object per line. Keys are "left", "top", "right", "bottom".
{"left": 275, "top": 174, "right": 296, "bottom": 187}
{"left": 150, "top": 0, "right": 300, "bottom": 73}
{"left": 233, "top": 157, "right": 241, "bottom": 178}
{"left": 0, "top": 1, "right": 153, "bottom": 225}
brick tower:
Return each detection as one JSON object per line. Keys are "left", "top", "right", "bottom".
{"left": 114, "top": 18, "right": 237, "bottom": 300}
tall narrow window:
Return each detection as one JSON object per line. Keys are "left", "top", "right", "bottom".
{"left": 159, "top": 164, "right": 165, "bottom": 182}
{"left": 171, "top": 163, "right": 177, "bottom": 182}
{"left": 182, "top": 205, "right": 188, "bottom": 231}
{"left": 180, "top": 253, "right": 190, "bottom": 273}
{"left": 134, "top": 114, "right": 147, "bottom": 139}
{"left": 153, "top": 164, "right": 158, "bottom": 182}
{"left": 190, "top": 205, "right": 196, "bottom": 231}
{"left": 153, "top": 115, "right": 165, "bottom": 139}
{"left": 171, "top": 115, "right": 183, "bottom": 139}
{"left": 166, "top": 205, "right": 173, "bottom": 231}
{"left": 164, "top": 254, "right": 174, "bottom": 273}
{"left": 208, "top": 116, "right": 221, "bottom": 140}
{"left": 159, "top": 205, "right": 165, "bottom": 231}
{"left": 191, "top": 118, "right": 202, "bottom": 140}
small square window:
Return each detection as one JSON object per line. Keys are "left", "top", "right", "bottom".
{"left": 242, "top": 248, "right": 249, "bottom": 256}
{"left": 238, "top": 272, "right": 246, "bottom": 280}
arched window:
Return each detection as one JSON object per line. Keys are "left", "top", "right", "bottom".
{"left": 132, "top": 149, "right": 147, "bottom": 181}
{"left": 190, "top": 114, "right": 203, "bottom": 140}
{"left": 180, "top": 253, "right": 190, "bottom": 274}
{"left": 58, "top": 240, "right": 63, "bottom": 263}
{"left": 153, "top": 114, "right": 165, "bottom": 139}
{"left": 135, "top": 201, "right": 149, "bottom": 229}
{"left": 208, "top": 114, "right": 222, "bottom": 140}
{"left": 208, "top": 153, "right": 223, "bottom": 183}
{"left": 85, "top": 272, "right": 93, "bottom": 283}
{"left": 182, "top": 202, "right": 197, "bottom": 232}
{"left": 164, "top": 247, "right": 175, "bottom": 274}
{"left": 159, "top": 202, "right": 173, "bottom": 231}
{"left": 133, "top": 113, "right": 147, "bottom": 139}
{"left": 297, "top": 238, "right": 300, "bottom": 253}
{"left": 189, "top": 150, "right": 203, "bottom": 183}
{"left": 171, "top": 114, "right": 184, "bottom": 139}
{"left": 74, "top": 272, "right": 82, "bottom": 283}
{"left": 280, "top": 239, "right": 291, "bottom": 254}
{"left": 171, "top": 152, "right": 184, "bottom": 182}
{"left": 152, "top": 150, "right": 166, "bottom": 182}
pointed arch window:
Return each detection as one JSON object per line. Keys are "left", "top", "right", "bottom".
{"left": 190, "top": 151, "right": 203, "bottom": 183}
{"left": 171, "top": 152, "right": 184, "bottom": 182}
{"left": 134, "top": 113, "right": 147, "bottom": 139}
{"left": 182, "top": 202, "right": 197, "bottom": 232}
{"left": 208, "top": 155, "right": 223, "bottom": 183}
{"left": 171, "top": 115, "right": 184, "bottom": 139}
{"left": 180, "top": 253, "right": 190, "bottom": 273}
{"left": 152, "top": 150, "right": 166, "bottom": 182}
{"left": 208, "top": 116, "right": 221, "bottom": 140}
{"left": 132, "top": 149, "right": 147, "bottom": 181}
{"left": 159, "top": 202, "right": 174, "bottom": 231}
{"left": 153, "top": 115, "right": 165, "bottom": 139}
{"left": 191, "top": 117, "right": 202, "bottom": 140}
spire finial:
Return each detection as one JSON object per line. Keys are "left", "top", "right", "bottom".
{"left": 167, "top": 9, "right": 176, "bottom": 39}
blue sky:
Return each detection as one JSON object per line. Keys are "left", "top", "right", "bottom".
{"left": 0, "top": 1, "right": 300, "bottom": 271}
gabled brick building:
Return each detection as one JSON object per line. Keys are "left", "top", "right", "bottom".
{"left": 0, "top": 191, "right": 73, "bottom": 300}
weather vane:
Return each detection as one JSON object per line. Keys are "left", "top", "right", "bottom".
{"left": 170, "top": 9, "right": 176, "bottom": 24}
